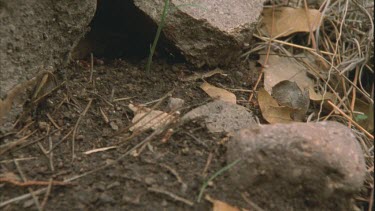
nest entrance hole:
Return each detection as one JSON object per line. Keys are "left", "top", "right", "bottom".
{"left": 72, "top": 0, "right": 157, "bottom": 60}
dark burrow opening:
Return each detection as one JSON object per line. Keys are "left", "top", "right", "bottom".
{"left": 72, "top": 0, "right": 182, "bottom": 62}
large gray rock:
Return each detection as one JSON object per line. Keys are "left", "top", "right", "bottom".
{"left": 134, "top": 0, "right": 265, "bottom": 67}
{"left": 227, "top": 121, "right": 366, "bottom": 210}
{"left": 0, "top": 0, "right": 96, "bottom": 127}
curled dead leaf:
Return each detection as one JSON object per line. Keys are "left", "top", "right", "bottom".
{"left": 200, "top": 82, "right": 236, "bottom": 104}
{"left": 205, "top": 195, "right": 241, "bottom": 211}
{"left": 129, "top": 104, "right": 175, "bottom": 132}
{"left": 258, "top": 51, "right": 314, "bottom": 95}
{"left": 258, "top": 88, "right": 294, "bottom": 124}
{"left": 308, "top": 86, "right": 335, "bottom": 102}
{"left": 262, "top": 7, "right": 322, "bottom": 37}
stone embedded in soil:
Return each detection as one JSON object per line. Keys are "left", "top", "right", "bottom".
{"left": 134, "top": 0, "right": 265, "bottom": 67}
{"left": 99, "top": 192, "right": 115, "bottom": 203}
{"left": 227, "top": 121, "right": 366, "bottom": 210}
{"left": 23, "top": 199, "right": 34, "bottom": 208}
{"left": 0, "top": 0, "right": 96, "bottom": 128}
{"left": 167, "top": 97, "right": 185, "bottom": 111}
{"left": 110, "top": 121, "right": 119, "bottom": 131}
{"left": 182, "top": 100, "right": 256, "bottom": 133}
{"left": 76, "top": 189, "right": 98, "bottom": 203}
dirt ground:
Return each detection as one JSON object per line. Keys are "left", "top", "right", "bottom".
{"left": 0, "top": 56, "right": 269, "bottom": 210}
{"left": 0, "top": 0, "right": 373, "bottom": 210}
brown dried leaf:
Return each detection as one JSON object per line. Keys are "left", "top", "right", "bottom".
{"left": 258, "top": 88, "right": 294, "bottom": 123}
{"left": 200, "top": 82, "right": 236, "bottom": 104}
{"left": 128, "top": 104, "right": 174, "bottom": 132}
{"left": 308, "top": 86, "right": 336, "bottom": 101}
{"left": 206, "top": 195, "right": 241, "bottom": 211}
{"left": 0, "top": 172, "right": 20, "bottom": 181}
{"left": 258, "top": 51, "right": 314, "bottom": 95}
{"left": 262, "top": 7, "right": 322, "bottom": 37}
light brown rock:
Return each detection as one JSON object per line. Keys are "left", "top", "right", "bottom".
{"left": 0, "top": 0, "right": 96, "bottom": 128}
{"left": 182, "top": 100, "right": 256, "bottom": 133}
{"left": 227, "top": 121, "right": 366, "bottom": 210}
{"left": 134, "top": 0, "right": 265, "bottom": 67}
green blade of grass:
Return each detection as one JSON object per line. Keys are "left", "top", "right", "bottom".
{"left": 146, "top": 0, "right": 170, "bottom": 73}
{"left": 197, "top": 158, "right": 242, "bottom": 202}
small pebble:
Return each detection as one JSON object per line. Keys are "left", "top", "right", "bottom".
{"left": 23, "top": 199, "right": 34, "bottom": 208}
{"left": 93, "top": 182, "right": 106, "bottom": 191}
{"left": 76, "top": 134, "right": 84, "bottom": 141}
{"left": 110, "top": 121, "right": 119, "bottom": 131}
{"left": 99, "top": 192, "right": 115, "bottom": 203}
{"left": 181, "top": 147, "right": 189, "bottom": 154}
{"left": 144, "top": 177, "right": 156, "bottom": 185}
{"left": 105, "top": 159, "right": 115, "bottom": 165}
{"left": 161, "top": 200, "right": 168, "bottom": 206}
{"left": 167, "top": 97, "right": 185, "bottom": 111}
{"left": 38, "top": 121, "right": 49, "bottom": 131}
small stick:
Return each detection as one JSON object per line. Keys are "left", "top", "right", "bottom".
{"left": 0, "top": 130, "right": 37, "bottom": 156}
{"left": 148, "top": 187, "right": 194, "bottom": 206}
{"left": 179, "top": 68, "right": 225, "bottom": 82}
{"left": 327, "top": 100, "right": 373, "bottom": 139}
{"left": 87, "top": 91, "right": 113, "bottom": 107}
{"left": 241, "top": 192, "right": 265, "bottom": 211}
{"left": 348, "top": 67, "right": 359, "bottom": 128}
{"left": 83, "top": 146, "right": 117, "bottom": 155}
{"left": 40, "top": 178, "right": 53, "bottom": 210}
{"left": 110, "top": 88, "right": 115, "bottom": 102}
{"left": 35, "top": 126, "right": 54, "bottom": 172}
{"left": 0, "top": 177, "right": 71, "bottom": 187}
{"left": 89, "top": 53, "right": 94, "bottom": 83}
{"left": 160, "top": 163, "right": 186, "bottom": 187}
{"left": 15, "top": 121, "right": 35, "bottom": 136}
{"left": 0, "top": 157, "right": 37, "bottom": 164}
{"left": 46, "top": 113, "right": 61, "bottom": 130}
{"left": 48, "top": 133, "right": 55, "bottom": 172}
{"left": 369, "top": 186, "right": 374, "bottom": 211}
{"left": 112, "top": 97, "right": 134, "bottom": 102}
{"left": 54, "top": 95, "right": 68, "bottom": 112}
{"left": 47, "top": 129, "right": 73, "bottom": 153}
{"left": 72, "top": 99, "right": 93, "bottom": 161}
{"left": 10, "top": 130, "right": 59, "bottom": 153}
{"left": 160, "top": 128, "right": 174, "bottom": 143}
{"left": 202, "top": 153, "right": 213, "bottom": 177}
{"left": 253, "top": 34, "right": 334, "bottom": 56}
{"left": 183, "top": 132, "right": 208, "bottom": 149}
{"left": 132, "top": 142, "right": 148, "bottom": 157}
{"left": 14, "top": 160, "right": 42, "bottom": 211}
{"left": 0, "top": 188, "right": 47, "bottom": 208}
{"left": 32, "top": 81, "right": 66, "bottom": 105}
{"left": 32, "top": 73, "right": 50, "bottom": 100}
{"left": 99, "top": 107, "right": 109, "bottom": 124}
{"left": 227, "top": 88, "right": 253, "bottom": 93}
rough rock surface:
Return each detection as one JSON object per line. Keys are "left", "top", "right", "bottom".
{"left": 227, "top": 121, "right": 366, "bottom": 210}
{"left": 134, "top": 0, "right": 265, "bottom": 67}
{"left": 182, "top": 100, "right": 256, "bottom": 133}
{"left": 0, "top": 0, "right": 96, "bottom": 127}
